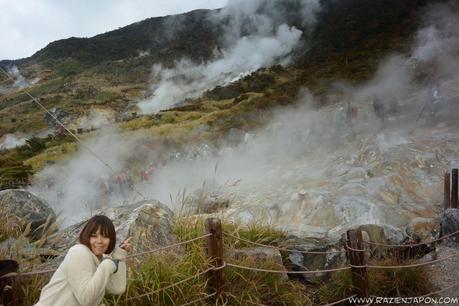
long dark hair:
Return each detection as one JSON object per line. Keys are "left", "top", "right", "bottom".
{"left": 78, "top": 215, "right": 116, "bottom": 254}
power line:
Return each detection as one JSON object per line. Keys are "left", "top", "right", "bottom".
{"left": 0, "top": 66, "right": 146, "bottom": 200}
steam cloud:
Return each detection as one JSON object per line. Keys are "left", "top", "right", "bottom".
{"left": 138, "top": 0, "right": 320, "bottom": 113}
{"left": 30, "top": 2, "right": 459, "bottom": 232}
{"left": 29, "top": 129, "right": 141, "bottom": 226}
{"left": 0, "top": 134, "right": 27, "bottom": 150}
{"left": 0, "top": 65, "right": 39, "bottom": 94}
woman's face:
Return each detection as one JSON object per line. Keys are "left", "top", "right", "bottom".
{"left": 89, "top": 227, "right": 110, "bottom": 257}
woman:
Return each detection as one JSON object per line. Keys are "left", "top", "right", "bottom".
{"left": 36, "top": 215, "right": 132, "bottom": 306}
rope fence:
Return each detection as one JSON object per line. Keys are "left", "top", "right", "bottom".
{"left": 179, "top": 292, "right": 217, "bottom": 306}
{"left": 348, "top": 251, "right": 459, "bottom": 270}
{"left": 419, "top": 282, "right": 459, "bottom": 298}
{"left": 223, "top": 232, "right": 347, "bottom": 254}
{"left": 0, "top": 234, "right": 212, "bottom": 279}
{"left": 2, "top": 215, "right": 459, "bottom": 305}
{"left": 362, "top": 229, "right": 459, "bottom": 248}
{"left": 226, "top": 262, "right": 351, "bottom": 274}
{"left": 1, "top": 49, "right": 459, "bottom": 306}
{"left": 125, "top": 266, "right": 214, "bottom": 302}
{"left": 125, "top": 233, "right": 212, "bottom": 259}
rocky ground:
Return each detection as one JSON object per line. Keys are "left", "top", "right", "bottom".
{"left": 424, "top": 245, "right": 459, "bottom": 303}
{"left": 221, "top": 91, "right": 459, "bottom": 246}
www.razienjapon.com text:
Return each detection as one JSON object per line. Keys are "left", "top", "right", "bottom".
{"left": 349, "top": 296, "right": 459, "bottom": 304}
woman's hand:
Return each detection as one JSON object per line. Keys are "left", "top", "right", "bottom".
{"left": 120, "top": 237, "right": 132, "bottom": 253}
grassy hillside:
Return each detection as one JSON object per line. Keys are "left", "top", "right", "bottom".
{"left": 0, "top": 0, "right": 445, "bottom": 189}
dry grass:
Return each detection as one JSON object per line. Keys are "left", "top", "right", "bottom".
{"left": 0, "top": 209, "right": 24, "bottom": 242}
{"left": 6, "top": 214, "right": 432, "bottom": 305}
{"left": 13, "top": 217, "right": 312, "bottom": 306}
{"left": 315, "top": 257, "right": 432, "bottom": 305}
{"left": 24, "top": 142, "right": 78, "bottom": 170}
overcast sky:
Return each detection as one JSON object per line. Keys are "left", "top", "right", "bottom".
{"left": 0, "top": 0, "right": 228, "bottom": 60}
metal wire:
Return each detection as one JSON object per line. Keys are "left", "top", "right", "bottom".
{"left": 126, "top": 266, "right": 213, "bottom": 301}
{"left": 226, "top": 262, "right": 351, "bottom": 274}
{"left": 362, "top": 229, "right": 459, "bottom": 248}
{"left": 344, "top": 243, "right": 366, "bottom": 253}
{"left": 350, "top": 251, "right": 459, "bottom": 269}
{"left": 223, "top": 232, "right": 346, "bottom": 254}
{"left": 419, "top": 282, "right": 459, "bottom": 298}
{"left": 126, "top": 233, "right": 211, "bottom": 259}
{"left": 0, "top": 66, "right": 146, "bottom": 200}
{"left": 179, "top": 292, "right": 217, "bottom": 306}
{"left": 2, "top": 234, "right": 212, "bottom": 278}
{"left": 0, "top": 269, "right": 56, "bottom": 279}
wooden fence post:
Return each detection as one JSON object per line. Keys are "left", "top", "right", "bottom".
{"left": 11, "top": 273, "right": 20, "bottom": 306}
{"left": 0, "top": 259, "right": 20, "bottom": 306}
{"left": 444, "top": 172, "right": 451, "bottom": 210}
{"left": 347, "top": 229, "right": 369, "bottom": 304}
{"left": 205, "top": 218, "right": 225, "bottom": 302}
{"left": 452, "top": 169, "right": 458, "bottom": 209}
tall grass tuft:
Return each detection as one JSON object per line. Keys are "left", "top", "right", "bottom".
{"left": 0, "top": 209, "right": 23, "bottom": 242}
{"left": 315, "top": 257, "right": 432, "bottom": 304}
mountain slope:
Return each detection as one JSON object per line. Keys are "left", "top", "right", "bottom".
{"left": 0, "top": 0, "right": 451, "bottom": 189}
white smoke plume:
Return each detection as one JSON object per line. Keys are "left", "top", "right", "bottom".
{"left": 138, "top": 0, "right": 320, "bottom": 113}
{"left": 413, "top": 2, "right": 459, "bottom": 81}
{"left": 0, "top": 65, "right": 39, "bottom": 94}
{"left": 135, "top": 1, "right": 459, "bottom": 224}
{"left": 29, "top": 128, "right": 142, "bottom": 226}
{"left": 29, "top": 2, "right": 459, "bottom": 232}
{"left": 0, "top": 134, "right": 27, "bottom": 150}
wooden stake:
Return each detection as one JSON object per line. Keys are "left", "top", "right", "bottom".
{"left": 205, "top": 218, "right": 225, "bottom": 302}
{"left": 445, "top": 172, "right": 451, "bottom": 210}
{"left": 347, "top": 229, "right": 369, "bottom": 303}
{"left": 452, "top": 169, "right": 458, "bottom": 209}
{"left": 0, "top": 260, "right": 20, "bottom": 306}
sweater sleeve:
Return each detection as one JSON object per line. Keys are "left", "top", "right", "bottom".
{"left": 64, "top": 246, "right": 116, "bottom": 306}
{"left": 106, "top": 246, "right": 127, "bottom": 295}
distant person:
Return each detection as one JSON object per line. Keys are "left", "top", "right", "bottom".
{"left": 140, "top": 168, "right": 149, "bottom": 182}
{"left": 243, "top": 131, "right": 252, "bottom": 143}
{"left": 36, "top": 215, "right": 132, "bottom": 306}
{"left": 335, "top": 106, "right": 347, "bottom": 132}
{"left": 140, "top": 164, "right": 154, "bottom": 182}
{"left": 346, "top": 101, "right": 358, "bottom": 126}
{"left": 99, "top": 174, "right": 111, "bottom": 195}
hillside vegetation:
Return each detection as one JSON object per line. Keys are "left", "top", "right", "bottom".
{"left": 0, "top": 0, "right": 443, "bottom": 188}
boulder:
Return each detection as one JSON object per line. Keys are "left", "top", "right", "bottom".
{"left": 440, "top": 208, "right": 459, "bottom": 245}
{"left": 285, "top": 242, "right": 346, "bottom": 283}
{"left": 184, "top": 193, "right": 230, "bottom": 215}
{"left": 47, "top": 199, "right": 178, "bottom": 255}
{"left": 0, "top": 237, "right": 59, "bottom": 265}
{"left": 358, "top": 224, "right": 404, "bottom": 258}
{"left": 182, "top": 182, "right": 231, "bottom": 215}
{"left": 0, "top": 189, "right": 56, "bottom": 241}
{"left": 227, "top": 247, "right": 287, "bottom": 279}
{"left": 406, "top": 217, "right": 439, "bottom": 240}
{"left": 358, "top": 224, "right": 387, "bottom": 259}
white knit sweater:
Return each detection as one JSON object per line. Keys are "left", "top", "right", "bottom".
{"left": 35, "top": 244, "right": 127, "bottom": 306}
